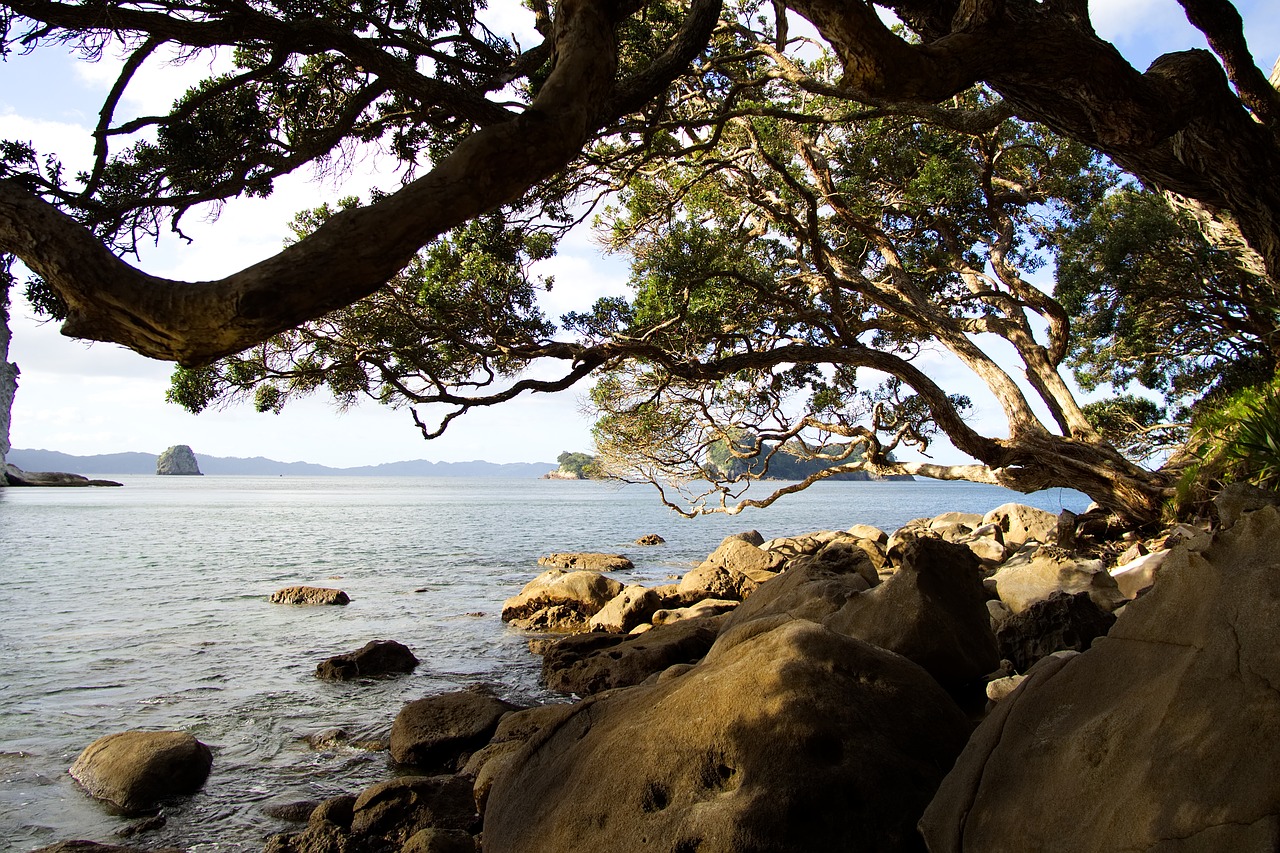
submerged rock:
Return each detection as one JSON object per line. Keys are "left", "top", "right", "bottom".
{"left": 68, "top": 730, "right": 212, "bottom": 815}
{"left": 155, "top": 444, "right": 202, "bottom": 475}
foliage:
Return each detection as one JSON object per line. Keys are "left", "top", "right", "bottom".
{"left": 556, "top": 451, "right": 601, "bottom": 479}
{"left": 1052, "top": 187, "right": 1279, "bottom": 419}
{"left": 1182, "top": 376, "right": 1280, "bottom": 502}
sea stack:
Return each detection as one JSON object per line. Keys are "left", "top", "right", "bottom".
{"left": 157, "top": 444, "right": 202, "bottom": 475}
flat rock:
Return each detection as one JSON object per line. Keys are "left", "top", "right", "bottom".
{"left": 68, "top": 730, "right": 212, "bottom": 815}
{"left": 538, "top": 617, "right": 723, "bottom": 695}
{"left": 537, "top": 552, "right": 634, "bottom": 572}
{"left": 270, "top": 586, "right": 350, "bottom": 606}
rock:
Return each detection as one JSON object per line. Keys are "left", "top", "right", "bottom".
{"left": 651, "top": 598, "right": 739, "bottom": 625}
{"left": 920, "top": 504, "right": 1280, "bottom": 853}
{"left": 823, "top": 537, "right": 1000, "bottom": 691}
{"left": 501, "top": 569, "right": 624, "bottom": 632}
{"left": 538, "top": 617, "right": 723, "bottom": 695}
{"left": 929, "top": 511, "right": 985, "bottom": 542}
{"left": 1214, "top": 481, "right": 1280, "bottom": 530}
{"left": 264, "top": 800, "right": 323, "bottom": 822}
{"left": 984, "top": 674, "right": 1025, "bottom": 703}
{"left": 634, "top": 533, "right": 666, "bottom": 545}
{"left": 587, "top": 585, "right": 661, "bottom": 633}
{"left": 270, "top": 586, "right": 350, "bottom": 605}
{"left": 697, "top": 534, "right": 788, "bottom": 580}
{"left": 390, "top": 689, "right": 523, "bottom": 771}
{"left": 964, "top": 536, "right": 1007, "bottom": 564}
{"left": 3, "top": 465, "right": 123, "bottom": 486}
{"left": 846, "top": 523, "right": 888, "bottom": 543}
{"left": 483, "top": 620, "right": 972, "bottom": 853}
{"left": 316, "top": 639, "right": 419, "bottom": 680}
{"left": 994, "top": 591, "right": 1116, "bottom": 673}
{"left": 462, "top": 703, "right": 579, "bottom": 815}
{"left": 725, "top": 529, "right": 765, "bottom": 546}
{"left": 68, "top": 730, "right": 213, "bottom": 814}
{"left": 32, "top": 844, "right": 184, "bottom": 853}
{"left": 1115, "top": 540, "right": 1148, "bottom": 565}
{"left": 676, "top": 564, "right": 759, "bottom": 602}
{"left": 760, "top": 530, "right": 842, "bottom": 559}
{"left": 537, "top": 552, "right": 634, "bottom": 572}
{"left": 1109, "top": 549, "right": 1169, "bottom": 599}
{"left": 114, "top": 813, "right": 167, "bottom": 838}
{"left": 155, "top": 444, "right": 202, "bottom": 475}
{"left": 981, "top": 502, "right": 1059, "bottom": 547}
{"left": 990, "top": 544, "right": 1126, "bottom": 614}
{"left": 349, "top": 775, "right": 477, "bottom": 842}
{"left": 303, "top": 727, "right": 387, "bottom": 751}
{"left": 720, "top": 541, "right": 876, "bottom": 629}
{"left": 1158, "top": 522, "right": 1213, "bottom": 552}
{"left": 401, "top": 827, "right": 476, "bottom": 853}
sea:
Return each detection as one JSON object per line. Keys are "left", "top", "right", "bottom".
{"left": 0, "top": 475, "right": 1090, "bottom": 852}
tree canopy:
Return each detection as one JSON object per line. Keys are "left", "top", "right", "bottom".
{"left": 2, "top": 0, "right": 1279, "bottom": 523}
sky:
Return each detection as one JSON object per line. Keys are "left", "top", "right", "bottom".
{"left": 1, "top": 1, "right": 1278, "bottom": 468}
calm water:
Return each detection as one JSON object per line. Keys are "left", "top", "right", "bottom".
{"left": 0, "top": 476, "right": 1088, "bottom": 852}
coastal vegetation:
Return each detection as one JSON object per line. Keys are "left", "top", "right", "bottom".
{"left": 1, "top": 1, "right": 1277, "bottom": 526}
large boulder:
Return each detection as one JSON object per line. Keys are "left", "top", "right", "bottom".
{"left": 990, "top": 545, "right": 1126, "bottom": 614}
{"left": 697, "top": 534, "right": 788, "bottom": 580}
{"left": 390, "top": 689, "right": 523, "bottom": 772}
{"left": 920, "top": 504, "right": 1280, "bottom": 853}
{"left": 538, "top": 617, "right": 723, "bottom": 695}
{"left": 981, "top": 502, "right": 1058, "bottom": 547}
{"left": 994, "top": 591, "right": 1116, "bottom": 673}
{"left": 537, "top": 552, "right": 634, "bottom": 572}
{"left": 155, "top": 444, "right": 202, "bottom": 475}
{"left": 270, "top": 586, "right": 350, "bottom": 606}
{"left": 483, "top": 620, "right": 973, "bottom": 853}
{"left": 463, "top": 703, "right": 579, "bottom": 814}
{"left": 501, "top": 569, "right": 624, "bottom": 632}
{"left": 824, "top": 537, "right": 1000, "bottom": 691}
{"left": 349, "top": 775, "right": 477, "bottom": 842}
{"left": 68, "top": 730, "right": 212, "bottom": 814}
{"left": 315, "top": 639, "right": 419, "bottom": 681}
{"left": 676, "top": 564, "right": 759, "bottom": 602}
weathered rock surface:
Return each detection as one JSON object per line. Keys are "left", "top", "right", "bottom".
{"left": 698, "top": 534, "right": 788, "bottom": 580}
{"left": 1109, "top": 549, "right": 1168, "bottom": 599}
{"left": 634, "top": 533, "right": 666, "bottom": 546}
{"left": 349, "top": 775, "right": 477, "bottom": 841}
{"left": 316, "top": 639, "right": 419, "bottom": 681}
{"left": 990, "top": 545, "right": 1125, "bottom": 614}
{"left": 538, "top": 617, "right": 723, "bottom": 695}
{"left": 270, "top": 586, "right": 350, "bottom": 606}
{"left": 651, "top": 598, "right": 739, "bottom": 625}
{"left": 68, "top": 730, "right": 213, "bottom": 814}
{"left": 994, "top": 591, "right": 1116, "bottom": 673}
{"left": 676, "top": 563, "right": 760, "bottom": 602}
{"left": 981, "top": 502, "right": 1058, "bottom": 548}
{"left": 155, "top": 444, "right": 202, "bottom": 475}
{"left": 390, "top": 689, "right": 523, "bottom": 772}
{"left": 483, "top": 620, "right": 972, "bottom": 853}
{"left": 537, "top": 552, "right": 634, "bottom": 572}
{"left": 920, "top": 504, "right": 1280, "bottom": 853}
{"left": 501, "top": 569, "right": 624, "bottom": 632}
{"left": 823, "top": 537, "right": 1000, "bottom": 690}
{"left": 587, "top": 585, "right": 661, "bottom": 633}
{"left": 463, "top": 702, "right": 578, "bottom": 814}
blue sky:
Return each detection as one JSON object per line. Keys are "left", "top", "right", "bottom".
{"left": 1, "top": 1, "right": 1277, "bottom": 467}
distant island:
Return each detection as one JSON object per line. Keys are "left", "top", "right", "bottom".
{"left": 8, "top": 448, "right": 558, "bottom": 478}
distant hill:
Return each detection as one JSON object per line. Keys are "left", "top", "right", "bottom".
{"left": 8, "top": 448, "right": 558, "bottom": 478}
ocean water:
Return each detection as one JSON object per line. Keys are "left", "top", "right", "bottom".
{"left": 0, "top": 476, "right": 1089, "bottom": 852}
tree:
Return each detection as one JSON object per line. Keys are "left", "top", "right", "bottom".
{"left": 0, "top": 0, "right": 1277, "bottom": 521}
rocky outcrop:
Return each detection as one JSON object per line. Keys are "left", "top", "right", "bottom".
{"left": 3, "top": 464, "right": 122, "bottom": 486}
{"left": 270, "top": 586, "right": 350, "bottom": 605}
{"left": 537, "top": 552, "right": 634, "bottom": 572}
{"left": 501, "top": 569, "right": 624, "bottom": 632}
{"left": 482, "top": 619, "right": 973, "bottom": 853}
{"left": 920, "top": 503, "right": 1280, "bottom": 853}
{"left": 68, "top": 730, "right": 213, "bottom": 814}
{"left": 155, "top": 444, "right": 202, "bottom": 475}
{"left": 390, "top": 689, "right": 523, "bottom": 772}
{"left": 634, "top": 533, "right": 665, "bottom": 545}
{"left": 316, "top": 639, "right": 418, "bottom": 681}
